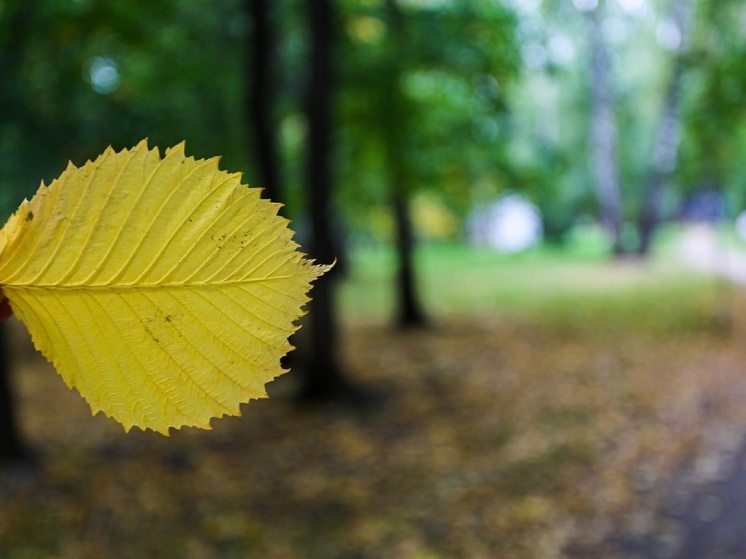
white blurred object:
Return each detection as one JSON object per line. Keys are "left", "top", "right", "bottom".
{"left": 735, "top": 211, "right": 746, "bottom": 242}
{"left": 469, "top": 194, "right": 543, "bottom": 252}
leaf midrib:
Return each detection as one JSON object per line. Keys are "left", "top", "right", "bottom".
{"left": 0, "top": 274, "right": 301, "bottom": 291}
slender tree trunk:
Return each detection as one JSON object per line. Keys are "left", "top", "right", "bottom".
{"left": 392, "top": 190, "right": 427, "bottom": 327}
{"left": 0, "top": 322, "right": 28, "bottom": 461}
{"left": 637, "top": 0, "right": 693, "bottom": 256}
{"left": 586, "top": 8, "right": 625, "bottom": 255}
{"left": 298, "top": 0, "right": 356, "bottom": 401}
{"left": 247, "top": 0, "right": 282, "bottom": 203}
{"left": 385, "top": 0, "right": 428, "bottom": 328}
{"left": 0, "top": 3, "right": 31, "bottom": 463}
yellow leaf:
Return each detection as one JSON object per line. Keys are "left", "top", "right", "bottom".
{"left": 0, "top": 140, "right": 329, "bottom": 434}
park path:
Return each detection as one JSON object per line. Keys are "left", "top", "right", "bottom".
{"left": 677, "top": 224, "right": 746, "bottom": 287}
{"left": 607, "top": 225, "right": 746, "bottom": 559}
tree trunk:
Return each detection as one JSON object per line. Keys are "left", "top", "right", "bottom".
{"left": 586, "top": 7, "right": 625, "bottom": 255}
{"left": 637, "top": 0, "right": 693, "bottom": 256}
{"left": 385, "top": 0, "right": 428, "bottom": 328}
{"left": 297, "top": 0, "right": 357, "bottom": 401}
{"left": 0, "top": 322, "right": 28, "bottom": 461}
{"left": 246, "top": 0, "right": 282, "bottom": 204}
{"left": 393, "top": 191, "right": 428, "bottom": 328}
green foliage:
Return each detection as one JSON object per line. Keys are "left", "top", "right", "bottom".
{"left": 340, "top": 227, "right": 718, "bottom": 333}
{"left": 6, "top": 0, "right": 746, "bottom": 243}
{"left": 677, "top": 0, "right": 746, "bottom": 212}
{"left": 0, "top": 0, "right": 249, "bottom": 217}
{"left": 335, "top": 0, "right": 520, "bottom": 237}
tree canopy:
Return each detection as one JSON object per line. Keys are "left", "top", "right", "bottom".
{"left": 2, "top": 0, "right": 746, "bottom": 252}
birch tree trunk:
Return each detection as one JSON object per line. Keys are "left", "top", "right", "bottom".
{"left": 637, "top": 0, "right": 693, "bottom": 256}
{"left": 586, "top": 7, "right": 625, "bottom": 255}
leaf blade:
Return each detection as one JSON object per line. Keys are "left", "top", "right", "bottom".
{"left": 0, "top": 141, "right": 329, "bottom": 434}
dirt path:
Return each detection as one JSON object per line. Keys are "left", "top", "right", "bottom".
{"left": 610, "top": 431, "right": 746, "bottom": 559}
{"left": 608, "top": 225, "right": 746, "bottom": 559}
{"left": 677, "top": 224, "right": 746, "bottom": 286}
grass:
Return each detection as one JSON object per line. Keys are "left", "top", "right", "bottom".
{"left": 339, "top": 226, "right": 727, "bottom": 336}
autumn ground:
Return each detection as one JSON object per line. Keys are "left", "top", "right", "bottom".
{"left": 4, "top": 229, "right": 746, "bottom": 559}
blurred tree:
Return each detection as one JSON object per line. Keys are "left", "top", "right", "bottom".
{"left": 337, "top": 0, "right": 518, "bottom": 321}
{"left": 384, "top": 0, "right": 428, "bottom": 328}
{"left": 637, "top": 0, "right": 694, "bottom": 255}
{"left": 677, "top": 0, "right": 746, "bottom": 214}
{"left": 0, "top": 0, "right": 250, "bottom": 219}
{"left": 584, "top": 5, "right": 625, "bottom": 255}
{"left": 501, "top": 0, "right": 590, "bottom": 243}
{"left": 0, "top": 322, "right": 28, "bottom": 461}
{"left": 247, "top": 0, "right": 283, "bottom": 203}
{"left": 297, "top": 0, "right": 359, "bottom": 401}
{"left": 0, "top": 0, "right": 58, "bottom": 212}
{"left": 515, "top": 0, "right": 702, "bottom": 256}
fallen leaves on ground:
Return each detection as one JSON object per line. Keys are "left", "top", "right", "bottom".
{"left": 3, "top": 287, "right": 746, "bottom": 559}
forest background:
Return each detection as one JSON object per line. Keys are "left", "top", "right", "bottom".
{"left": 5, "top": 0, "right": 746, "bottom": 255}
{"left": 5, "top": 0, "right": 746, "bottom": 558}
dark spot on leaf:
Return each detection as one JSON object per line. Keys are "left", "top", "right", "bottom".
{"left": 25, "top": 211, "right": 34, "bottom": 222}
